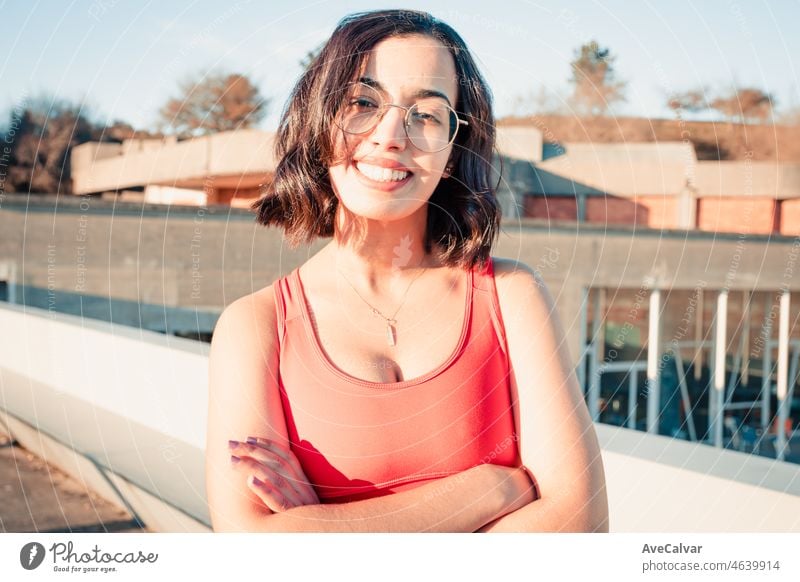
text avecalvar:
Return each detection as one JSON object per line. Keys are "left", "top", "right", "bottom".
{"left": 642, "top": 543, "right": 702, "bottom": 554}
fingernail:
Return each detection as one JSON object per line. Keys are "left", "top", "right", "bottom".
{"left": 246, "top": 436, "right": 258, "bottom": 445}
{"left": 228, "top": 440, "right": 238, "bottom": 449}
{"left": 230, "top": 455, "right": 240, "bottom": 464}
{"left": 252, "top": 476, "right": 263, "bottom": 486}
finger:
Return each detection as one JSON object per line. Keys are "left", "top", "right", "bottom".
{"left": 244, "top": 437, "right": 299, "bottom": 470}
{"left": 239, "top": 438, "right": 319, "bottom": 503}
{"left": 245, "top": 437, "right": 317, "bottom": 492}
{"left": 231, "top": 455, "right": 306, "bottom": 508}
{"left": 246, "top": 474, "right": 293, "bottom": 513}
{"left": 229, "top": 440, "right": 284, "bottom": 471}
{"left": 229, "top": 442, "right": 313, "bottom": 502}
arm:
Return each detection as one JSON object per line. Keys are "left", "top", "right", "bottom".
{"left": 479, "top": 260, "right": 609, "bottom": 532}
{"left": 223, "top": 461, "right": 531, "bottom": 533}
{"left": 205, "top": 285, "right": 533, "bottom": 532}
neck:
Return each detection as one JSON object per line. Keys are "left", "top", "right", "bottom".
{"left": 327, "top": 205, "right": 438, "bottom": 292}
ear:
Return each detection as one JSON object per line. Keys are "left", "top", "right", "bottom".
{"left": 443, "top": 150, "right": 461, "bottom": 179}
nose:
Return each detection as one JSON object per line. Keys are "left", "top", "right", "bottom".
{"left": 368, "top": 105, "right": 408, "bottom": 151}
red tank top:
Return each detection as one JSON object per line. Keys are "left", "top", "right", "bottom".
{"left": 273, "top": 258, "right": 519, "bottom": 503}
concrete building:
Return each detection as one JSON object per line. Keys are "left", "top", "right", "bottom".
{"left": 71, "top": 126, "right": 800, "bottom": 237}
{"left": 494, "top": 126, "right": 800, "bottom": 236}
{"left": 71, "top": 130, "right": 276, "bottom": 207}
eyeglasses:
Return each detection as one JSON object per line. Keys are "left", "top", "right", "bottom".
{"left": 335, "top": 82, "right": 469, "bottom": 153}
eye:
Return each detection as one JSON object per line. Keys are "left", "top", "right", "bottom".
{"left": 410, "top": 103, "right": 447, "bottom": 125}
{"left": 347, "top": 95, "right": 379, "bottom": 112}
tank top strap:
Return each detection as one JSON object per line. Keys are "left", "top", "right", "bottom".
{"left": 471, "top": 256, "right": 495, "bottom": 292}
{"left": 471, "top": 257, "right": 509, "bottom": 356}
{"left": 273, "top": 268, "right": 303, "bottom": 346}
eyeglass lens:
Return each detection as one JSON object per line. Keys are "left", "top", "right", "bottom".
{"left": 337, "top": 83, "right": 459, "bottom": 152}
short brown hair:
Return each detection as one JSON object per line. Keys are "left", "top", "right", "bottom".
{"left": 252, "top": 9, "right": 500, "bottom": 269}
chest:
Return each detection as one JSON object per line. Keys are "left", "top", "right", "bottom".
{"left": 304, "top": 276, "right": 471, "bottom": 383}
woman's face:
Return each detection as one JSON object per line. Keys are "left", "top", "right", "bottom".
{"left": 328, "top": 34, "right": 459, "bottom": 223}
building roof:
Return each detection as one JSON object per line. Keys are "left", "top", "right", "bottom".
{"left": 529, "top": 141, "right": 696, "bottom": 196}
{"left": 71, "top": 129, "right": 277, "bottom": 195}
{"left": 695, "top": 161, "right": 800, "bottom": 199}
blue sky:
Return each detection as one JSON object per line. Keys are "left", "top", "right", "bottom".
{"left": 2, "top": 0, "right": 798, "bottom": 130}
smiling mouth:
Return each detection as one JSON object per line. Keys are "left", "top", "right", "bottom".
{"left": 354, "top": 161, "right": 412, "bottom": 183}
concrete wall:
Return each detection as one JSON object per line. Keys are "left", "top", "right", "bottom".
{"left": 0, "top": 303, "right": 210, "bottom": 530}
{"left": 1, "top": 303, "right": 797, "bottom": 532}
{"left": 596, "top": 424, "right": 800, "bottom": 532}
{"left": 1, "top": 194, "right": 799, "bottom": 361}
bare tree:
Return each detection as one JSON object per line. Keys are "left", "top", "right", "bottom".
{"left": 159, "top": 72, "right": 268, "bottom": 138}
{"left": 711, "top": 87, "right": 774, "bottom": 124}
{"left": 4, "top": 96, "right": 95, "bottom": 194}
{"left": 568, "top": 40, "right": 626, "bottom": 116}
{"left": 667, "top": 89, "right": 710, "bottom": 117}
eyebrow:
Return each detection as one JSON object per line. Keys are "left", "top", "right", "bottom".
{"left": 358, "top": 76, "right": 453, "bottom": 107}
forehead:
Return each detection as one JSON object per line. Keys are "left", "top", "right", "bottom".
{"left": 361, "top": 34, "right": 458, "bottom": 103}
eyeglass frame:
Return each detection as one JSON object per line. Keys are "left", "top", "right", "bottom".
{"left": 335, "top": 82, "right": 470, "bottom": 153}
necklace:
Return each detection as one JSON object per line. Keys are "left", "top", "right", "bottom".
{"left": 337, "top": 260, "right": 428, "bottom": 347}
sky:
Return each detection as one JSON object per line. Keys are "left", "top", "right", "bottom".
{"left": 1, "top": 0, "right": 799, "bottom": 131}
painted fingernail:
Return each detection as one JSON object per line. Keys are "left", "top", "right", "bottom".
{"left": 228, "top": 440, "right": 239, "bottom": 449}
{"left": 246, "top": 436, "right": 258, "bottom": 445}
{"left": 252, "top": 476, "right": 263, "bottom": 486}
{"left": 230, "top": 455, "right": 240, "bottom": 464}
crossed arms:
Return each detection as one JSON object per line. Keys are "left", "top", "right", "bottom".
{"left": 205, "top": 260, "right": 608, "bottom": 532}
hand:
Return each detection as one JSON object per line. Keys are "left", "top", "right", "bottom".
{"left": 229, "top": 436, "right": 319, "bottom": 512}
{"left": 504, "top": 465, "right": 537, "bottom": 511}
{"left": 482, "top": 464, "right": 536, "bottom": 515}
{"left": 472, "top": 464, "right": 536, "bottom": 532}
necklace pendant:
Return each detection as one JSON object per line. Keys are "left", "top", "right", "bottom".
{"left": 386, "top": 322, "right": 396, "bottom": 347}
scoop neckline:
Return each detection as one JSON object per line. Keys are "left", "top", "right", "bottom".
{"left": 292, "top": 265, "right": 474, "bottom": 389}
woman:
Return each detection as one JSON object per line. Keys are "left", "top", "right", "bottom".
{"left": 205, "top": 9, "right": 608, "bottom": 532}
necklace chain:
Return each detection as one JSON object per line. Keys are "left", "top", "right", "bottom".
{"left": 336, "top": 259, "right": 428, "bottom": 346}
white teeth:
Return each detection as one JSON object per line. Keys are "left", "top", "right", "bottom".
{"left": 356, "top": 162, "right": 410, "bottom": 182}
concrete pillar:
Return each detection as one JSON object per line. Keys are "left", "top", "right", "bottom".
{"left": 776, "top": 290, "right": 791, "bottom": 461}
{"left": 646, "top": 287, "right": 661, "bottom": 434}
{"left": 761, "top": 293, "right": 774, "bottom": 436}
{"left": 710, "top": 290, "right": 728, "bottom": 447}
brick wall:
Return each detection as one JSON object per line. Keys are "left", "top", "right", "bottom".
{"left": 638, "top": 196, "right": 679, "bottom": 230}
{"left": 524, "top": 196, "right": 577, "bottom": 220}
{"left": 586, "top": 197, "right": 640, "bottom": 225}
{"left": 586, "top": 196, "right": 678, "bottom": 228}
{"left": 585, "top": 195, "right": 678, "bottom": 229}
{"left": 521, "top": 193, "right": 798, "bottom": 235}
{"left": 780, "top": 199, "right": 800, "bottom": 236}
{"left": 524, "top": 195, "right": 679, "bottom": 228}
{"left": 697, "top": 198, "right": 778, "bottom": 234}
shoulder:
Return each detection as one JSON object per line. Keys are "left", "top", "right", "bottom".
{"left": 489, "top": 256, "right": 562, "bottom": 351}
{"left": 490, "top": 257, "right": 551, "bottom": 312}
{"left": 213, "top": 283, "right": 278, "bottom": 340}
{"left": 209, "top": 282, "right": 280, "bottom": 370}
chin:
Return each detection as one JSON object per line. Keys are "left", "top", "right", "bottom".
{"left": 337, "top": 195, "right": 428, "bottom": 223}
